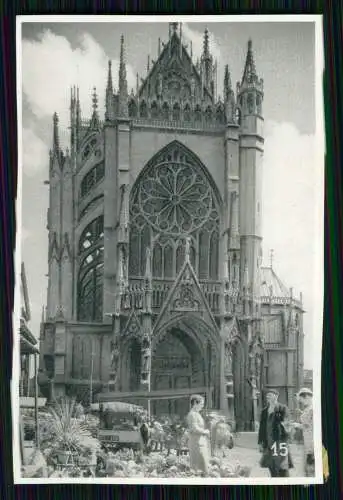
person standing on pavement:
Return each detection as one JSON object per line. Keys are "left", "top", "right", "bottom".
{"left": 186, "top": 394, "right": 210, "bottom": 476}
{"left": 139, "top": 415, "right": 151, "bottom": 454}
{"left": 258, "top": 389, "right": 294, "bottom": 477}
{"left": 294, "top": 388, "right": 315, "bottom": 476}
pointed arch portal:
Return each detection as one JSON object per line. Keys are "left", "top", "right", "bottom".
{"left": 151, "top": 326, "right": 205, "bottom": 417}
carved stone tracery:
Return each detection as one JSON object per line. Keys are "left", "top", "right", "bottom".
{"left": 138, "top": 161, "right": 213, "bottom": 236}
{"left": 129, "top": 142, "right": 220, "bottom": 281}
{"left": 77, "top": 216, "right": 104, "bottom": 321}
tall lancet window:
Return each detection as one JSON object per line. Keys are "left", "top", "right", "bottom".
{"left": 129, "top": 141, "right": 221, "bottom": 281}
{"left": 77, "top": 215, "right": 104, "bottom": 321}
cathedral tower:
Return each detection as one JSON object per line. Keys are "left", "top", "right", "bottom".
{"left": 237, "top": 39, "right": 264, "bottom": 303}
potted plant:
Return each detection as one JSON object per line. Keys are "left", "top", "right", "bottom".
{"left": 40, "top": 398, "right": 100, "bottom": 467}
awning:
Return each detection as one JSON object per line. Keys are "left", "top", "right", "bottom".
{"left": 20, "top": 319, "right": 37, "bottom": 346}
{"left": 97, "top": 386, "right": 209, "bottom": 402}
{"left": 20, "top": 335, "right": 39, "bottom": 355}
{"left": 90, "top": 401, "right": 145, "bottom": 413}
{"left": 20, "top": 397, "right": 47, "bottom": 408}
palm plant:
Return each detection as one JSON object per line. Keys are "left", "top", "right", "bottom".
{"left": 40, "top": 398, "right": 100, "bottom": 465}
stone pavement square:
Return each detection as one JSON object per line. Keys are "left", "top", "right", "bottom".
{"left": 220, "top": 444, "right": 305, "bottom": 477}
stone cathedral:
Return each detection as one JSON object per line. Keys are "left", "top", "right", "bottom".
{"left": 39, "top": 24, "right": 304, "bottom": 430}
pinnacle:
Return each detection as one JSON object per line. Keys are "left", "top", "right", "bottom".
{"left": 120, "top": 34, "right": 125, "bottom": 64}
{"left": 119, "top": 34, "right": 128, "bottom": 91}
{"left": 92, "top": 86, "right": 98, "bottom": 112}
{"left": 203, "top": 27, "right": 210, "bottom": 57}
{"left": 107, "top": 59, "right": 113, "bottom": 91}
{"left": 118, "top": 34, "right": 128, "bottom": 116}
{"left": 53, "top": 112, "right": 60, "bottom": 151}
{"left": 238, "top": 37, "right": 262, "bottom": 93}
{"left": 170, "top": 22, "right": 178, "bottom": 35}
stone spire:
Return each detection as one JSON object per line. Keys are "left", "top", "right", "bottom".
{"left": 105, "top": 60, "right": 115, "bottom": 121}
{"left": 90, "top": 86, "right": 99, "bottom": 128}
{"left": 203, "top": 27, "right": 210, "bottom": 58}
{"left": 170, "top": 22, "right": 178, "bottom": 37}
{"left": 237, "top": 38, "right": 263, "bottom": 118}
{"left": 239, "top": 38, "right": 264, "bottom": 96}
{"left": 242, "top": 39, "right": 257, "bottom": 85}
{"left": 224, "top": 65, "right": 232, "bottom": 101}
{"left": 52, "top": 112, "right": 60, "bottom": 153}
{"left": 118, "top": 35, "right": 128, "bottom": 118}
{"left": 92, "top": 86, "right": 98, "bottom": 115}
{"left": 76, "top": 87, "right": 81, "bottom": 126}
{"left": 224, "top": 64, "right": 236, "bottom": 123}
{"left": 107, "top": 59, "right": 113, "bottom": 94}
{"left": 201, "top": 27, "right": 213, "bottom": 95}
{"left": 75, "top": 86, "right": 81, "bottom": 150}
{"left": 70, "top": 87, "right": 76, "bottom": 148}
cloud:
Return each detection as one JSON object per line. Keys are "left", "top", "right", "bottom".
{"left": 262, "top": 120, "right": 323, "bottom": 366}
{"left": 262, "top": 120, "right": 318, "bottom": 281}
{"left": 22, "top": 127, "right": 49, "bottom": 177}
{"left": 22, "top": 30, "right": 136, "bottom": 147}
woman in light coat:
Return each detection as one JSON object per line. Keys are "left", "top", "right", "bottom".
{"left": 186, "top": 395, "right": 210, "bottom": 475}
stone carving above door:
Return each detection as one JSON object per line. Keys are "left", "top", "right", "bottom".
{"left": 121, "top": 310, "right": 141, "bottom": 340}
{"left": 172, "top": 268, "right": 200, "bottom": 311}
{"left": 153, "top": 256, "right": 219, "bottom": 338}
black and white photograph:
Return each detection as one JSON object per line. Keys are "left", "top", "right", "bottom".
{"left": 14, "top": 15, "right": 324, "bottom": 484}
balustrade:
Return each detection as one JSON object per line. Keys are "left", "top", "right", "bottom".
{"left": 123, "top": 279, "right": 222, "bottom": 314}
{"left": 121, "top": 280, "right": 290, "bottom": 316}
{"left": 131, "top": 117, "right": 224, "bottom": 132}
{"left": 260, "top": 295, "right": 302, "bottom": 308}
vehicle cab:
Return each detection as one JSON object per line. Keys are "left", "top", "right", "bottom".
{"left": 91, "top": 402, "right": 145, "bottom": 451}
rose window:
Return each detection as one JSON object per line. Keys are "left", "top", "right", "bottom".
{"left": 138, "top": 162, "right": 213, "bottom": 235}
{"left": 130, "top": 142, "right": 221, "bottom": 280}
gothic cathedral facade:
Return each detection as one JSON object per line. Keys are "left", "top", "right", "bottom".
{"left": 39, "top": 24, "right": 304, "bottom": 430}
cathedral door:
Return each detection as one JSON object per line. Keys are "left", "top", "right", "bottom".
{"left": 151, "top": 327, "right": 205, "bottom": 419}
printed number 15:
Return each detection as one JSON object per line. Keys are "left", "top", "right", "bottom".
{"left": 271, "top": 442, "right": 288, "bottom": 457}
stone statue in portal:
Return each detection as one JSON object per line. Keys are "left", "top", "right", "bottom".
{"left": 141, "top": 334, "right": 151, "bottom": 384}
{"left": 110, "top": 339, "right": 120, "bottom": 383}
{"left": 224, "top": 341, "right": 233, "bottom": 375}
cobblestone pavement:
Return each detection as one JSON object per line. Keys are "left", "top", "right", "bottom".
{"left": 219, "top": 444, "right": 304, "bottom": 477}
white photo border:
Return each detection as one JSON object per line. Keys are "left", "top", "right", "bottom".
{"left": 13, "top": 13, "right": 325, "bottom": 486}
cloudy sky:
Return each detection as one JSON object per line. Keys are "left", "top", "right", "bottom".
{"left": 19, "top": 17, "right": 323, "bottom": 369}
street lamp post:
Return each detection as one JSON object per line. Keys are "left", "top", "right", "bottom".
{"left": 89, "top": 341, "right": 94, "bottom": 405}
{"left": 34, "top": 353, "right": 39, "bottom": 448}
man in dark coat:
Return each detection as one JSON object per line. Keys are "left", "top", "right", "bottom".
{"left": 258, "top": 389, "right": 293, "bottom": 477}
